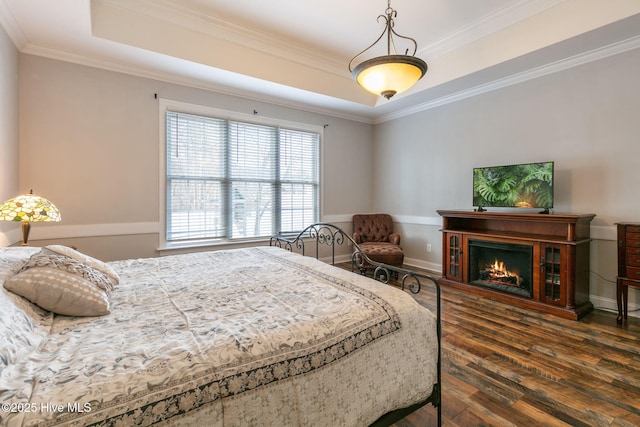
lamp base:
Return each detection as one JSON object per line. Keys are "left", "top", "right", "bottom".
{"left": 21, "top": 221, "right": 31, "bottom": 246}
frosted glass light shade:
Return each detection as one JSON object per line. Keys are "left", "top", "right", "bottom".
{"left": 352, "top": 55, "right": 427, "bottom": 99}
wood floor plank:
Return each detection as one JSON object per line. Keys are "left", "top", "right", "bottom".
{"left": 446, "top": 361, "right": 523, "bottom": 406}
{"left": 529, "top": 344, "right": 639, "bottom": 387}
{"left": 511, "top": 399, "right": 574, "bottom": 427}
{"left": 519, "top": 382, "right": 614, "bottom": 427}
{"left": 338, "top": 264, "right": 640, "bottom": 426}
{"left": 612, "top": 410, "right": 640, "bottom": 427}
{"left": 470, "top": 390, "right": 542, "bottom": 426}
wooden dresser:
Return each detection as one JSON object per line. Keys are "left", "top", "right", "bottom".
{"left": 616, "top": 222, "right": 640, "bottom": 323}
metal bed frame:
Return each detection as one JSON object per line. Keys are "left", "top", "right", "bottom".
{"left": 270, "top": 222, "right": 442, "bottom": 426}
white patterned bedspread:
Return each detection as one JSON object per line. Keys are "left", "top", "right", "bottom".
{"left": 1, "top": 246, "right": 437, "bottom": 427}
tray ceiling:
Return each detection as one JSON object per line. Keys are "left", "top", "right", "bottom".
{"left": 1, "top": 0, "right": 639, "bottom": 122}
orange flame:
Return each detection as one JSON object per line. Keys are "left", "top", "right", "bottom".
{"left": 487, "top": 259, "right": 520, "bottom": 286}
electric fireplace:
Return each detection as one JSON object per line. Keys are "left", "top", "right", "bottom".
{"left": 468, "top": 239, "right": 533, "bottom": 298}
{"left": 437, "top": 210, "right": 596, "bottom": 320}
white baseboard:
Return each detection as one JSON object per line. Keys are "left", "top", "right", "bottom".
{"left": 590, "top": 294, "right": 639, "bottom": 319}
{"left": 404, "top": 257, "right": 441, "bottom": 274}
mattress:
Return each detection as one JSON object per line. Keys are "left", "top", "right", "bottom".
{"left": 0, "top": 246, "right": 437, "bottom": 426}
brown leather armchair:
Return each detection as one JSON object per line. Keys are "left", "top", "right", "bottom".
{"left": 352, "top": 214, "right": 404, "bottom": 274}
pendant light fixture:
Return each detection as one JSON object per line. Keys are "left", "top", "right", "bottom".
{"left": 349, "top": 0, "right": 428, "bottom": 100}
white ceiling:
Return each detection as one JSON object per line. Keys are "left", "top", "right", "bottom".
{"left": 1, "top": 0, "right": 639, "bottom": 122}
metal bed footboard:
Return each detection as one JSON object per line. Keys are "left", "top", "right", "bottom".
{"left": 270, "top": 222, "right": 442, "bottom": 426}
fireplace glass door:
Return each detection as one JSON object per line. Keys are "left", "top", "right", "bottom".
{"left": 468, "top": 239, "right": 533, "bottom": 298}
{"left": 541, "top": 244, "right": 565, "bottom": 305}
{"left": 446, "top": 233, "right": 462, "bottom": 281}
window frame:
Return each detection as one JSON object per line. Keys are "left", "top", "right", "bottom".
{"left": 159, "top": 99, "right": 323, "bottom": 249}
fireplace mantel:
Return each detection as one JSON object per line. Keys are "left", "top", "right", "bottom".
{"left": 437, "top": 210, "right": 596, "bottom": 320}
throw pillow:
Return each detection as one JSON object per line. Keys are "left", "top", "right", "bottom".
{"left": 3, "top": 247, "right": 119, "bottom": 316}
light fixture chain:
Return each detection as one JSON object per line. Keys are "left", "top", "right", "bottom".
{"left": 349, "top": 1, "right": 418, "bottom": 71}
{"left": 348, "top": 0, "right": 428, "bottom": 99}
{"left": 348, "top": 16, "right": 389, "bottom": 72}
{"left": 386, "top": 9, "right": 394, "bottom": 55}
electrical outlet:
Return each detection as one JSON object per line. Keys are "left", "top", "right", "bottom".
{"left": 427, "top": 243, "right": 432, "bottom": 252}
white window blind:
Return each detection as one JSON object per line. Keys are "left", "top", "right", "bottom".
{"left": 166, "top": 111, "right": 319, "bottom": 244}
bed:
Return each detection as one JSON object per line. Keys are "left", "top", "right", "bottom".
{"left": 0, "top": 223, "right": 441, "bottom": 426}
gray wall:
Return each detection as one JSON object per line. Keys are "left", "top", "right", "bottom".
{"left": 374, "top": 47, "right": 640, "bottom": 314}
{"left": 0, "top": 23, "right": 19, "bottom": 245}
{"left": 12, "top": 55, "right": 373, "bottom": 261}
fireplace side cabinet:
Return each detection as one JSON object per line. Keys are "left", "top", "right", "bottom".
{"left": 438, "top": 210, "right": 595, "bottom": 320}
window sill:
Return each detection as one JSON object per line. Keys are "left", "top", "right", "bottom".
{"left": 157, "top": 238, "right": 271, "bottom": 254}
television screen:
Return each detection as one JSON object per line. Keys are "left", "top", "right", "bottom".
{"left": 473, "top": 161, "right": 554, "bottom": 209}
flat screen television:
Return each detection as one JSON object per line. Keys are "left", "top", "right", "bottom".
{"left": 472, "top": 161, "right": 554, "bottom": 212}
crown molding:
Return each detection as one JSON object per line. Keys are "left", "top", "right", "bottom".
{"left": 377, "top": 35, "right": 640, "bottom": 124}
{"left": 423, "top": 0, "right": 566, "bottom": 60}
{"left": 23, "top": 32, "right": 639, "bottom": 127}
{"left": 0, "top": 0, "right": 27, "bottom": 49}
{"left": 95, "top": 0, "right": 567, "bottom": 82}
{"left": 93, "top": 0, "right": 346, "bottom": 77}
{"left": 6, "top": 0, "right": 639, "bottom": 125}
{"left": 20, "top": 43, "right": 376, "bottom": 124}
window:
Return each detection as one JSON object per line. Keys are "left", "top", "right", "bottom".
{"left": 161, "top": 101, "right": 320, "bottom": 247}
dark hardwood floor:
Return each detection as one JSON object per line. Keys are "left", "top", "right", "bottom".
{"left": 339, "top": 264, "right": 640, "bottom": 427}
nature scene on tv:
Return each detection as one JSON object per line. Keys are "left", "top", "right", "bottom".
{"left": 473, "top": 162, "right": 554, "bottom": 208}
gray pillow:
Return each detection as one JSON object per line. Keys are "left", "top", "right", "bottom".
{"left": 3, "top": 247, "right": 119, "bottom": 316}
